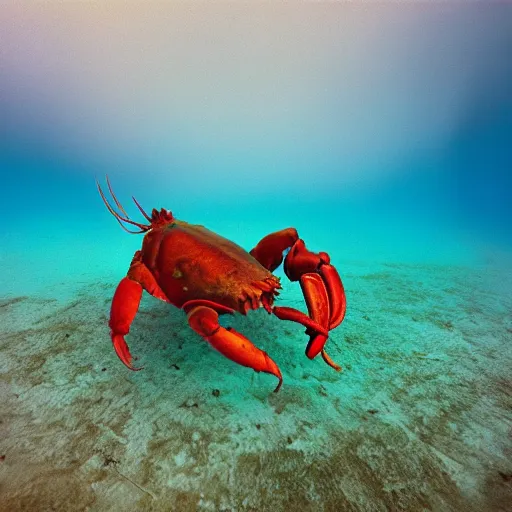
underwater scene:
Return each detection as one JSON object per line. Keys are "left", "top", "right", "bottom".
{"left": 1, "top": 3, "right": 511, "bottom": 511}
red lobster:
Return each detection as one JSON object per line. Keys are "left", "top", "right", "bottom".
{"left": 98, "top": 177, "right": 346, "bottom": 391}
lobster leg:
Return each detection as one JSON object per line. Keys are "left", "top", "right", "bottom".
{"left": 250, "top": 229, "right": 346, "bottom": 368}
{"left": 109, "top": 251, "right": 169, "bottom": 370}
{"left": 186, "top": 304, "right": 283, "bottom": 392}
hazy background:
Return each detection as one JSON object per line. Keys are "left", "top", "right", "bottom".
{"left": 1, "top": 2, "right": 511, "bottom": 295}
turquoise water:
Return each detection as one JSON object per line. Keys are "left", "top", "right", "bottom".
{"left": 1, "top": 3, "right": 512, "bottom": 511}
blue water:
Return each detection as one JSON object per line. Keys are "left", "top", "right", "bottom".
{"left": 1, "top": 4, "right": 511, "bottom": 511}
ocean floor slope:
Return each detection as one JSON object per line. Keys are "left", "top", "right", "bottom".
{"left": 0, "top": 263, "right": 511, "bottom": 511}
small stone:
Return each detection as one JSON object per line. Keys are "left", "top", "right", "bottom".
{"left": 0, "top": 455, "right": 5, "bottom": 461}
{"left": 102, "top": 455, "right": 118, "bottom": 467}
{"left": 181, "top": 399, "right": 198, "bottom": 408}
{"left": 498, "top": 471, "right": 512, "bottom": 482}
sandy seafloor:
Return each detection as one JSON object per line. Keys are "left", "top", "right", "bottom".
{"left": 1, "top": 252, "right": 511, "bottom": 511}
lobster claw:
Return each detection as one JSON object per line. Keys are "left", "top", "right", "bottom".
{"left": 284, "top": 239, "right": 346, "bottom": 363}
{"left": 319, "top": 263, "right": 346, "bottom": 331}
{"left": 109, "top": 277, "right": 145, "bottom": 371}
{"left": 111, "top": 333, "right": 144, "bottom": 371}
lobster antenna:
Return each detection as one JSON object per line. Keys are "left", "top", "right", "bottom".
{"left": 132, "top": 195, "right": 152, "bottom": 222}
{"left": 106, "top": 175, "right": 130, "bottom": 218}
{"left": 96, "top": 178, "right": 150, "bottom": 233}
{"left": 112, "top": 216, "right": 148, "bottom": 235}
